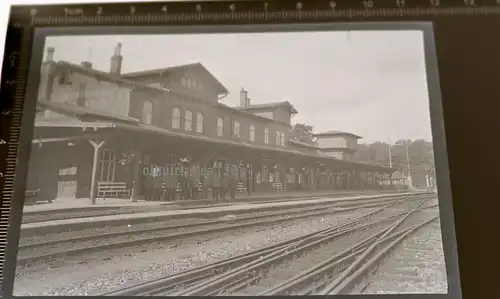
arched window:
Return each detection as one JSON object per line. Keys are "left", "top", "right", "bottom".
{"left": 280, "top": 132, "right": 285, "bottom": 147}
{"left": 264, "top": 128, "right": 269, "bottom": 144}
{"left": 233, "top": 121, "right": 240, "bottom": 138}
{"left": 142, "top": 101, "right": 153, "bottom": 124}
{"left": 249, "top": 125, "right": 255, "bottom": 142}
{"left": 196, "top": 112, "right": 204, "bottom": 133}
{"left": 217, "top": 117, "right": 224, "bottom": 137}
{"left": 185, "top": 110, "right": 193, "bottom": 131}
{"left": 172, "top": 107, "right": 181, "bottom": 129}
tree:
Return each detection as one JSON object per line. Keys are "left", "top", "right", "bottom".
{"left": 352, "top": 139, "right": 436, "bottom": 189}
{"left": 290, "top": 123, "right": 317, "bottom": 145}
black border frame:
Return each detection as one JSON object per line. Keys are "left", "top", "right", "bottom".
{"left": 5, "top": 22, "right": 460, "bottom": 299}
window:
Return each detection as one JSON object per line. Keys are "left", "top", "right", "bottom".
{"left": 181, "top": 77, "right": 187, "bottom": 87}
{"left": 99, "top": 150, "right": 116, "bottom": 182}
{"left": 217, "top": 117, "right": 224, "bottom": 137}
{"left": 280, "top": 132, "right": 285, "bottom": 147}
{"left": 276, "top": 130, "right": 281, "bottom": 145}
{"left": 196, "top": 112, "right": 204, "bottom": 133}
{"left": 166, "top": 154, "right": 177, "bottom": 175}
{"left": 58, "top": 71, "right": 72, "bottom": 85}
{"left": 172, "top": 107, "right": 181, "bottom": 129}
{"left": 77, "top": 84, "right": 86, "bottom": 107}
{"left": 250, "top": 125, "right": 255, "bottom": 142}
{"left": 233, "top": 121, "right": 240, "bottom": 138}
{"left": 185, "top": 110, "right": 193, "bottom": 131}
{"left": 142, "top": 101, "right": 153, "bottom": 124}
{"left": 264, "top": 128, "right": 269, "bottom": 144}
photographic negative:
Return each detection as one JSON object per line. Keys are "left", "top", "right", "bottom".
{"left": 14, "top": 25, "right": 452, "bottom": 296}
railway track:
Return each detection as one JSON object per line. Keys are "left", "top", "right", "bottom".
{"left": 100, "top": 195, "right": 438, "bottom": 296}
{"left": 17, "top": 194, "right": 432, "bottom": 266}
{"left": 21, "top": 191, "right": 403, "bottom": 224}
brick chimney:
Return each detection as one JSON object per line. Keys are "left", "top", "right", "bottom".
{"left": 109, "top": 42, "right": 123, "bottom": 75}
{"left": 240, "top": 87, "right": 249, "bottom": 108}
{"left": 81, "top": 61, "right": 92, "bottom": 68}
{"left": 46, "top": 47, "right": 55, "bottom": 62}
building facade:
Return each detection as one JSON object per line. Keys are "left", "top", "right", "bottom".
{"left": 27, "top": 43, "right": 396, "bottom": 203}
{"left": 314, "top": 131, "right": 362, "bottom": 161}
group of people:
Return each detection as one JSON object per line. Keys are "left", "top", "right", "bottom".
{"left": 143, "top": 165, "right": 242, "bottom": 202}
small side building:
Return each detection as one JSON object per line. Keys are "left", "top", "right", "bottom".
{"left": 314, "top": 130, "right": 362, "bottom": 161}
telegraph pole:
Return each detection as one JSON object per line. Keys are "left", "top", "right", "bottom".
{"left": 388, "top": 137, "right": 392, "bottom": 168}
{"left": 405, "top": 139, "right": 411, "bottom": 175}
{"left": 405, "top": 139, "right": 413, "bottom": 188}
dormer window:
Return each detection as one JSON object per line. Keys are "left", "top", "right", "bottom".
{"left": 181, "top": 76, "right": 199, "bottom": 90}
{"left": 59, "top": 70, "right": 73, "bottom": 85}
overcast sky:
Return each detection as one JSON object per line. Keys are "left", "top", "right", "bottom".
{"left": 44, "top": 30, "right": 434, "bottom": 144}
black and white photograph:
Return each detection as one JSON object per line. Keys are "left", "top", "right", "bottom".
{"left": 15, "top": 29, "right": 449, "bottom": 296}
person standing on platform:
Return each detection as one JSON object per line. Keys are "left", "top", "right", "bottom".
{"left": 164, "top": 172, "right": 177, "bottom": 201}
{"left": 212, "top": 170, "right": 221, "bottom": 201}
{"left": 221, "top": 171, "right": 229, "bottom": 200}
{"left": 228, "top": 166, "right": 238, "bottom": 201}
{"left": 185, "top": 169, "right": 194, "bottom": 200}
{"left": 201, "top": 168, "right": 212, "bottom": 200}
{"left": 190, "top": 166, "right": 200, "bottom": 200}
{"left": 178, "top": 170, "right": 189, "bottom": 201}
{"left": 144, "top": 169, "right": 154, "bottom": 201}
{"left": 152, "top": 167, "right": 163, "bottom": 201}
{"left": 246, "top": 167, "right": 251, "bottom": 196}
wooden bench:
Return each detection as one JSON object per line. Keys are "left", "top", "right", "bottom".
{"left": 236, "top": 182, "right": 247, "bottom": 193}
{"left": 272, "top": 183, "right": 284, "bottom": 192}
{"left": 97, "top": 182, "right": 131, "bottom": 200}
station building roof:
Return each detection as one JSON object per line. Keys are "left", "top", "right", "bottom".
{"left": 34, "top": 103, "right": 395, "bottom": 173}
{"left": 313, "top": 130, "right": 362, "bottom": 139}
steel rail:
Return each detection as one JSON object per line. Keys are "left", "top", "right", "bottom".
{"left": 259, "top": 205, "right": 438, "bottom": 295}
{"left": 168, "top": 198, "right": 431, "bottom": 296}
{"left": 22, "top": 191, "right": 414, "bottom": 224}
{"left": 317, "top": 199, "right": 430, "bottom": 295}
{"left": 20, "top": 194, "right": 418, "bottom": 249}
{"left": 101, "top": 195, "right": 423, "bottom": 296}
{"left": 211, "top": 207, "right": 438, "bottom": 296}
{"left": 19, "top": 194, "right": 432, "bottom": 266}
{"left": 327, "top": 216, "right": 439, "bottom": 295}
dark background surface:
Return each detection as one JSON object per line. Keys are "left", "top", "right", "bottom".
{"left": 1, "top": 2, "right": 500, "bottom": 298}
{"left": 433, "top": 16, "right": 500, "bottom": 299}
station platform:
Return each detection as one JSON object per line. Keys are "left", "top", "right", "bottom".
{"left": 22, "top": 190, "right": 398, "bottom": 214}
{"left": 20, "top": 192, "right": 416, "bottom": 235}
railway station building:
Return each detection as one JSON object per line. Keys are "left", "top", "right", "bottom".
{"left": 26, "top": 43, "right": 396, "bottom": 203}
